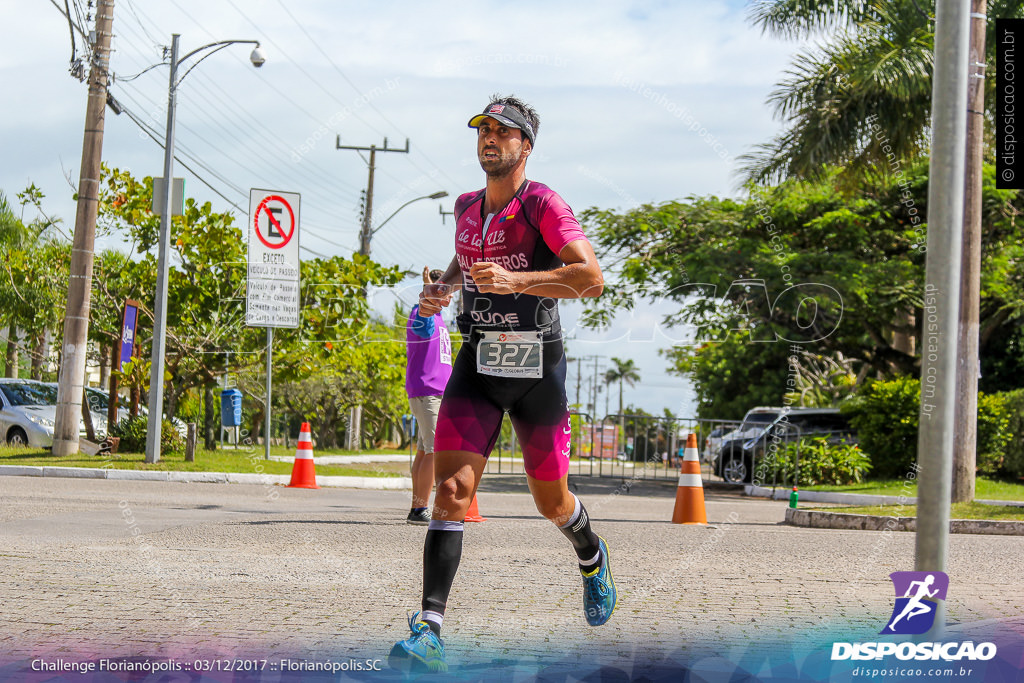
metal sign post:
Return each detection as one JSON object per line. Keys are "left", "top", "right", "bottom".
{"left": 246, "top": 188, "right": 301, "bottom": 460}
{"left": 265, "top": 327, "right": 273, "bottom": 461}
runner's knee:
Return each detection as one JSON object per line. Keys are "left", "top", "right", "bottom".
{"left": 534, "top": 494, "right": 573, "bottom": 523}
{"left": 435, "top": 473, "right": 474, "bottom": 506}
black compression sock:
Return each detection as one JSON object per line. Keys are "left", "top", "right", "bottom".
{"left": 421, "top": 521, "right": 464, "bottom": 622}
{"left": 557, "top": 494, "right": 601, "bottom": 568}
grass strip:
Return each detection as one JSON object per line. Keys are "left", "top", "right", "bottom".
{"left": 0, "top": 446, "right": 409, "bottom": 477}
{"left": 803, "top": 477, "right": 1024, "bottom": 502}
{"left": 819, "top": 501, "right": 1024, "bottom": 521}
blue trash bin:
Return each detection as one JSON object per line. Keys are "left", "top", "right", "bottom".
{"left": 220, "top": 389, "right": 243, "bottom": 428}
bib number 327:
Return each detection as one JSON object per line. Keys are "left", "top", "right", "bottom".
{"left": 476, "top": 331, "right": 543, "bottom": 378}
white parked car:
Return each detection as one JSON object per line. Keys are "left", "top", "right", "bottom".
{"left": 703, "top": 425, "right": 740, "bottom": 464}
{"left": 0, "top": 379, "right": 113, "bottom": 447}
{"left": 79, "top": 385, "right": 187, "bottom": 438}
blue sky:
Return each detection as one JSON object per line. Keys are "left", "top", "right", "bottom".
{"left": 3, "top": 0, "right": 800, "bottom": 418}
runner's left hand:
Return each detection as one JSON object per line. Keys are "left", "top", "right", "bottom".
{"left": 470, "top": 261, "right": 519, "bottom": 295}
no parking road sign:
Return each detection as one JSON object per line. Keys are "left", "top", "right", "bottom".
{"left": 247, "top": 189, "right": 300, "bottom": 328}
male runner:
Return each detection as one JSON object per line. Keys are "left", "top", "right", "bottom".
{"left": 389, "top": 95, "right": 614, "bottom": 673}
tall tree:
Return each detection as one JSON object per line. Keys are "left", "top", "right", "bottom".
{"left": 0, "top": 191, "right": 28, "bottom": 377}
{"left": 741, "top": 0, "right": 1024, "bottom": 183}
{"left": 0, "top": 188, "right": 67, "bottom": 380}
{"left": 744, "top": 0, "right": 1024, "bottom": 502}
{"left": 582, "top": 164, "right": 1024, "bottom": 419}
{"left": 603, "top": 357, "right": 641, "bottom": 418}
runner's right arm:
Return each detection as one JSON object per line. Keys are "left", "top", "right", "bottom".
{"left": 438, "top": 255, "right": 463, "bottom": 288}
{"left": 418, "top": 256, "right": 461, "bottom": 317}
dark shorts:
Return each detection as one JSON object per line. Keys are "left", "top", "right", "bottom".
{"left": 433, "top": 345, "right": 571, "bottom": 481}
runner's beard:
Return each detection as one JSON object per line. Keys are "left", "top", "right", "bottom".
{"left": 480, "top": 149, "right": 521, "bottom": 178}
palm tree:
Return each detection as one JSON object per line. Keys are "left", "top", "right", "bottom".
{"left": 743, "top": 0, "right": 1024, "bottom": 185}
{"left": 0, "top": 191, "right": 31, "bottom": 378}
{"left": 741, "top": 1, "right": 936, "bottom": 185}
{"left": 604, "top": 357, "right": 640, "bottom": 458}
{"left": 603, "top": 357, "right": 640, "bottom": 418}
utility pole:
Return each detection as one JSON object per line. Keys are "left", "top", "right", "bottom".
{"left": 567, "top": 355, "right": 598, "bottom": 414}
{"left": 335, "top": 137, "right": 406, "bottom": 452}
{"left": 916, "top": 0, "right": 970, "bottom": 637}
{"left": 576, "top": 359, "right": 583, "bottom": 412}
{"left": 53, "top": 0, "right": 115, "bottom": 456}
{"left": 336, "top": 137, "right": 409, "bottom": 256}
{"left": 439, "top": 204, "right": 455, "bottom": 225}
{"left": 953, "top": 0, "right": 987, "bottom": 504}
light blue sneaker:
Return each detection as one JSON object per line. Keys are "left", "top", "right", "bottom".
{"left": 581, "top": 536, "right": 617, "bottom": 626}
{"left": 388, "top": 612, "right": 447, "bottom": 673}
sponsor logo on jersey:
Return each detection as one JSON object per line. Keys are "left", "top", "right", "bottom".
{"left": 458, "top": 230, "right": 483, "bottom": 248}
{"left": 459, "top": 228, "right": 506, "bottom": 249}
{"left": 472, "top": 311, "right": 520, "bottom": 325}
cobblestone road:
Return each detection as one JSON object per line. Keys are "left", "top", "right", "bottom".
{"left": 0, "top": 475, "right": 1020, "bottom": 672}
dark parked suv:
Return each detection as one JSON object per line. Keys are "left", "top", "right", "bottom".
{"left": 714, "top": 406, "right": 856, "bottom": 484}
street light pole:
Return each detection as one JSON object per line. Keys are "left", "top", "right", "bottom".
{"left": 144, "top": 34, "right": 180, "bottom": 464}
{"left": 915, "top": 0, "right": 970, "bottom": 636}
{"left": 144, "top": 35, "right": 265, "bottom": 463}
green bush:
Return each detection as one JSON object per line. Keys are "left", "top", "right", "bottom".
{"left": 977, "top": 392, "right": 1013, "bottom": 476}
{"left": 773, "top": 436, "right": 872, "bottom": 486}
{"left": 840, "top": 376, "right": 920, "bottom": 479}
{"left": 1001, "top": 388, "right": 1024, "bottom": 479}
{"left": 841, "top": 378, "right": 1021, "bottom": 480}
{"left": 111, "top": 415, "right": 185, "bottom": 455}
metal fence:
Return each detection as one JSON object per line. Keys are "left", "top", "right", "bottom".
{"left": 481, "top": 413, "right": 744, "bottom": 482}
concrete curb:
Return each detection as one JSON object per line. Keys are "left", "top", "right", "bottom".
{"left": 784, "top": 507, "right": 1024, "bottom": 535}
{"left": 42, "top": 467, "right": 105, "bottom": 479}
{"left": 745, "top": 484, "right": 1024, "bottom": 508}
{"left": 0, "top": 465, "right": 412, "bottom": 490}
{"left": 0, "top": 466, "right": 43, "bottom": 477}
{"left": 269, "top": 454, "right": 411, "bottom": 465}
{"left": 746, "top": 484, "right": 910, "bottom": 506}
{"left": 106, "top": 470, "right": 170, "bottom": 481}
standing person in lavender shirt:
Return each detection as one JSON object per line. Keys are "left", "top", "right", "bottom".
{"left": 404, "top": 266, "right": 453, "bottom": 525}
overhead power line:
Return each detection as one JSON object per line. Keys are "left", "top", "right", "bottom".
{"left": 111, "top": 97, "right": 359, "bottom": 255}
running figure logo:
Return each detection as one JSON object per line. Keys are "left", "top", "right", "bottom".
{"left": 882, "top": 571, "right": 949, "bottom": 634}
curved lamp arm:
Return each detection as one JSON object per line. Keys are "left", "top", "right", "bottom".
{"left": 371, "top": 191, "right": 449, "bottom": 236}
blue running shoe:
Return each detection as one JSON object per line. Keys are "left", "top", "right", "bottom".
{"left": 581, "top": 536, "right": 617, "bottom": 626}
{"left": 388, "top": 612, "right": 447, "bottom": 673}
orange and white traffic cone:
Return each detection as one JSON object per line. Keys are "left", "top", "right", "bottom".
{"left": 464, "top": 494, "right": 486, "bottom": 523}
{"left": 288, "top": 422, "right": 320, "bottom": 489}
{"left": 671, "top": 432, "right": 707, "bottom": 524}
